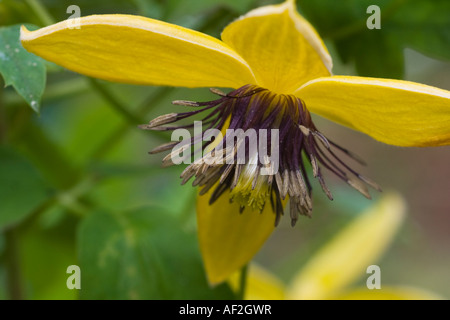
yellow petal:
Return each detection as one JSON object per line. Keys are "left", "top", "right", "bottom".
{"left": 197, "top": 189, "right": 276, "bottom": 285}
{"left": 287, "top": 193, "right": 406, "bottom": 300}
{"left": 20, "top": 15, "right": 256, "bottom": 88}
{"left": 295, "top": 76, "right": 450, "bottom": 147}
{"left": 335, "top": 286, "right": 443, "bottom": 300}
{"left": 228, "top": 264, "right": 286, "bottom": 300}
{"left": 221, "top": 0, "right": 331, "bottom": 94}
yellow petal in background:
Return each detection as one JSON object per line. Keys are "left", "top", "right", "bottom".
{"left": 229, "top": 264, "right": 286, "bottom": 300}
{"left": 197, "top": 188, "right": 276, "bottom": 285}
{"left": 20, "top": 15, "right": 256, "bottom": 88}
{"left": 287, "top": 193, "right": 406, "bottom": 300}
{"left": 296, "top": 76, "right": 450, "bottom": 147}
{"left": 221, "top": 0, "right": 331, "bottom": 94}
{"left": 336, "top": 286, "right": 443, "bottom": 300}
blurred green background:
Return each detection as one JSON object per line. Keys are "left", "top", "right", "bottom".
{"left": 0, "top": 0, "right": 449, "bottom": 299}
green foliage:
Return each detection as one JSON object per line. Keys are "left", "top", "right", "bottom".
{"left": 0, "top": 146, "right": 50, "bottom": 229}
{"left": 135, "top": 0, "right": 257, "bottom": 21}
{"left": 18, "top": 216, "right": 78, "bottom": 300}
{"left": 79, "top": 207, "right": 235, "bottom": 299}
{"left": 0, "top": 0, "right": 448, "bottom": 300}
{"left": 299, "top": 0, "right": 450, "bottom": 78}
{"left": 0, "top": 24, "right": 46, "bottom": 112}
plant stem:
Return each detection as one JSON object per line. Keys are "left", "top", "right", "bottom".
{"left": 4, "top": 228, "right": 25, "bottom": 300}
{"left": 88, "top": 78, "right": 143, "bottom": 125}
{"left": 25, "top": 0, "right": 56, "bottom": 26}
{"left": 0, "top": 78, "right": 6, "bottom": 143}
{"left": 138, "top": 87, "right": 174, "bottom": 116}
{"left": 13, "top": 115, "right": 81, "bottom": 189}
{"left": 90, "top": 87, "right": 173, "bottom": 160}
{"left": 56, "top": 175, "right": 98, "bottom": 217}
{"left": 237, "top": 264, "right": 248, "bottom": 300}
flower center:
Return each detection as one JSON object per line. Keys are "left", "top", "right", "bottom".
{"left": 140, "top": 85, "right": 381, "bottom": 226}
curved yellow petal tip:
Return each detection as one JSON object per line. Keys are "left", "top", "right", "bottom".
{"left": 287, "top": 193, "right": 406, "bottom": 300}
{"left": 20, "top": 25, "right": 30, "bottom": 38}
{"left": 197, "top": 189, "right": 276, "bottom": 285}
{"left": 20, "top": 25, "right": 36, "bottom": 46}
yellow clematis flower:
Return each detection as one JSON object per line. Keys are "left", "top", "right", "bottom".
{"left": 20, "top": 0, "right": 450, "bottom": 285}
{"left": 230, "top": 193, "right": 443, "bottom": 300}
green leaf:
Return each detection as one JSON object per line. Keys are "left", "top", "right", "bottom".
{"left": 167, "top": 0, "right": 255, "bottom": 18}
{"left": 18, "top": 216, "right": 79, "bottom": 300}
{"left": 298, "top": 0, "right": 450, "bottom": 78}
{"left": 389, "top": 0, "right": 450, "bottom": 61}
{"left": 0, "top": 265, "right": 7, "bottom": 300}
{"left": 132, "top": 0, "right": 165, "bottom": 18}
{"left": 0, "top": 24, "right": 46, "bottom": 112}
{"left": 35, "top": 0, "right": 136, "bottom": 21}
{"left": 165, "top": 0, "right": 257, "bottom": 30}
{"left": 336, "top": 31, "right": 404, "bottom": 78}
{"left": 0, "top": 146, "right": 51, "bottom": 229}
{"left": 78, "top": 207, "right": 235, "bottom": 299}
